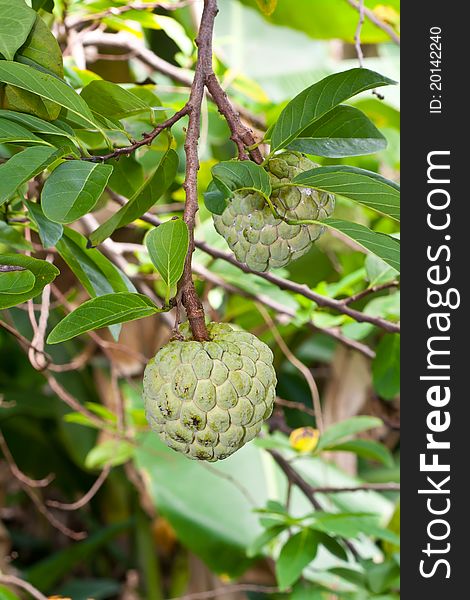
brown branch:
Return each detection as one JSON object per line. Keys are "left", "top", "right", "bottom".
{"left": 84, "top": 104, "right": 190, "bottom": 162}
{"left": 346, "top": 0, "right": 400, "bottom": 45}
{"left": 177, "top": 0, "right": 219, "bottom": 342}
{"left": 311, "top": 482, "right": 400, "bottom": 493}
{"left": 205, "top": 73, "right": 263, "bottom": 163}
{"left": 0, "top": 575, "right": 48, "bottom": 600}
{"left": 110, "top": 192, "right": 396, "bottom": 338}
{"left": 340, "top": 281, "right": 399, "bottom": 306}
{"left": 47, "top": 465, "right": 111, "bottom": 511}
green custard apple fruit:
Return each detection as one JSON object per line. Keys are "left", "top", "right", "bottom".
{"left": 213, "top": 151, "right": 335, "bottom": 272}
{"left": 143, "top": 322, "right": 277, "bottom": 462}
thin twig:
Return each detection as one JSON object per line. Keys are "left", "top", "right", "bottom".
{"left": 0, "top": 575, "right": 48, "bottom": 600}
{"left": 0, "top": 430, "right": 54, "bottom": 488}
{"left": 47, "top": 465, "right": 111, "bottom": 510}
{"left": 311, "top": 482, "right": 400, "bottom": 493}
{"left": 256, "top": 303, "right": 324, "bottom": 432}
{"left": 275, "top": 397, "right": 316, "bottom": 417}
{"left": 340, "top": 281, "right": 399, "bottom": 305}
{"left": 353, "top": 0, "right": 365, "bottom": 67}
{"left": 346, "top": 0, "right": 400, "bottom": 45}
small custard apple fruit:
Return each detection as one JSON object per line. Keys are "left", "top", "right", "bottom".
{"left": 143, "top": 322, "right": 277, "bottom": 462}
{"left": 213, "top": 151, "right": 335, "bottom": 272}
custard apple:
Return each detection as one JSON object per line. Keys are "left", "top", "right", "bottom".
{"left": 213, "top": 151, "right": 335, "bottom": 272}
{"left": 143, "top": 322, "right": 276, "bottom": 462}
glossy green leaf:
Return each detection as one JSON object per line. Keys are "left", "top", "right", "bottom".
{"left": 0, "top": 117, "right": 49, "bottom": 145}
{"left": 317, "top": 416, "right": 383, "bottom": 451}
{"left": 276, "top": 529, "right": 320, "bottom": 590}
{"left": 321, "top": 219, "right": 400, "bottom": 272}
{"left": 0, "top": 254, "right": 59, "bottom": 309}
{"left": 372, "top": 334, "right": 400, "bottom": 400}
{"left": 0, "top": 146, "right": 57, "bottom": 207}
{"left": 0, "top": 61, "right": 100, "bottom": 130}
{"left": 47, "top": 292, "right": 162, "bottom": 344}
{"left": 287, "top": 105, "right": 387, "bottom": 157}
{"left": 212, "top": 160, "right": 271, "bottom": 200}
{"left": 0, "top": 269, "right": 35, "bottom": 294}
{"left": 203, "top": 180, "right": 229, "bottom": 215}
{"left": 271, "top": 68, "right": 395, "bottom": 152}
{"left": 0, "top": 110, "right": 79, "bottom": 144}
{"left": 327, "top": 439, "right": 394, "bottom": 468}
{"left": 145, "top": 220, "right": 189, "bottom": 295}
{"left": 16, "top": 13, "right": 63, "bottom": 76}
{"left": 314, "top": 513, "right": 400, "bottom": 545}
{"left": 89, "top": 148, "right": 178, "bottom": 246}
{"left": 0, "top": 0, "right": 36, "bottom": 60}
{"left": 293, "top": 166, "right": 400, "bottom": 221}
{"left": 56, "top": 228, "right": 135, "bottom": 298}
{"left": 80, "top": 80, "right": 151, "bottom": 120}
{"left": 25, "top": 200, "right": 63, "bottom": 248}
{"left": 42, "top": 161, "right": 113, "bottom": 224}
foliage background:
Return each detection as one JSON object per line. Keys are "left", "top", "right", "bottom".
{"left": 0, "top": 1, "right": 400, "bottom": 599}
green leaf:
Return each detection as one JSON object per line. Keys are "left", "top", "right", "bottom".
{"left": 0, "top": 269, "right": 35, "bottom": 294}
{"left": 321, "top": 218, "right": 400, "bottom": 273}
{"left": 271, "top": 68, "right": 395, "bottom": 152}
{"left": 315, "top": 531, "right": 348, "bottom": 561}
{"left": 56, "top": 228, "right": 135, "bottom": 298}
{"left": 293, "top": 166, "right": 400, "bottom": 221}
{"left": 0, "top": 117, "right": 49, "bottom": 145}
{"left": 315, "top": 514, "right": 400, "bottom": 545}
{"left": 25, "top": 200, "right": 63, "bottom": 248}
{"left": 89, "top": 148, "right": 178, "bottom": 246}
{"left": 80, "top": 80, "right": 152, "bottom": 120}
{"left": 85, "top": 439, "right": 134, "bottom": 469}
{"left": 247, "top": 524, "right": 285, "bottom": 557}
{"left": 372, "top": 334, "right": 400, "bottom": 400}
{"left": 47, "top": 292, "right": 162, "bottom": 344}
{"left": 0, "top": 254, "right": 59, "bottom": 309}
{"left": 15, "top": 13, "right": 63, "bottom": 77}
{"left": 0, "top": 61, "right": 100, "bottom": 131}
{"left": 276, "top": 529, "right": 320, "bottom": 590}
{"left": 0, "top": 0, "right": 36, "bottom": 60}
{"left": 327, "top": 439, "right": 394, "bottom": 468}
{"left": 212, "top": 160, "right": 271, "bottom": 200}
{"left": 287, "top": 105, "right": 387, "bottom": 158}
{"left": 0, "top": 146, "right": 58, "bottom": 207}
{"left": 329, "top": 566, "right": 367, "bottom": 589}
{"left": 317, "top": 416, "right": 383, "bottom": 451}
{"left": 203, "top": 180, "right": 229, "bottom": 215}
{"left": 42, "top": 161, "right": 113, "bottom": 224}
{"left": 0, "top": 221, "right": 32, "bottom": 251}
{"left": 0, "top": 110, "right": 80, "bottom": 145}
{"left": 145, "top": 219, "right": 189, "bottom": 300}
{"left": 0, "top": 585, "right": 21, "bottom": 600}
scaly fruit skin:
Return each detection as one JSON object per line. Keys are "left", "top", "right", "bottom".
{"left": 143, "top": 322, "right": 276, "bottom": 462}
{"left": 213, "top": 152, "right": 335, "bottom": 272}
